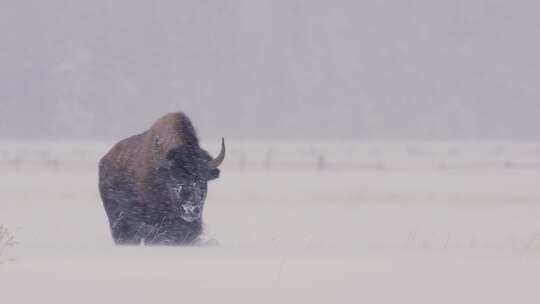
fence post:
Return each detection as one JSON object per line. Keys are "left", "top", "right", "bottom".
{"left": 14, "top": 157, "right": 21, "bottom": 171}
{"left": 317, "top": 154, "right": 326, "bottom": 170}
{"left": 264, "top": 147, "right": 274, "bottom": 169}
{"left": 238, "top": 152, "right": 246, "bottom": 169}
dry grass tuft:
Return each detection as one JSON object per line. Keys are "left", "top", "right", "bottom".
{"left": 0, "top": 225, "right": 16, "bottom": 260}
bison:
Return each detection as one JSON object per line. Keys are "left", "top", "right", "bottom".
{"left": 98, "top": 112, "right": 225, "bottom": 245}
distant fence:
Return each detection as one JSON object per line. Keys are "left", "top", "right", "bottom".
{"left": 219, "top": 141, "right": 540, "bottom": 170}
{"left": 1, "top": 141, "right": 540, "bottom": 171}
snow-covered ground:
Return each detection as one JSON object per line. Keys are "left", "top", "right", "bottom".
{"left": 2, "top": 141, "right": 540, "bottom": 303}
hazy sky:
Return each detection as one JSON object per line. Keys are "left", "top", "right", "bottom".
{"left": 1, "top": 1, "right": 539, "bottom": 140}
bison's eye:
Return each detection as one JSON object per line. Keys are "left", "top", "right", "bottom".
{"left": 173, "top": 184, "right": 183, "bottom": 198}
{"left": 207, "top": 168, "right": 220, "bottom": 180}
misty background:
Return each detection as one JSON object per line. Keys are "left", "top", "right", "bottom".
{"left": 1, "top": 1, "right": 539, "bottom": 141}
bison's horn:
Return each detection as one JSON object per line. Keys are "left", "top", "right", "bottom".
{"left": 208, "top": 138, "right": 225, "bottom": 169}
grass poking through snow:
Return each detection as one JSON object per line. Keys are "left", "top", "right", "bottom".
{"left": 0, "top": 224, "right": 16, "bottom": 262}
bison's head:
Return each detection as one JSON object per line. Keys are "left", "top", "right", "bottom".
{"left": 162, "top": 139, "right": 225, "bottom": 223}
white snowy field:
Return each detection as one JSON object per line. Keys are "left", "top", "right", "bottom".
{"left": 2, "top": 142, "right": 540, "bottom": 303}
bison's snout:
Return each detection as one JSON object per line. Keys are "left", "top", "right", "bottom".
{"left": 180, "top": 203, "right": 203, "bottom": 222}
{"left": 182, "top": 204, "right": 201, "bottom": 216}
{"left": 170, "top": 182, "right": 207, "bottom": 222}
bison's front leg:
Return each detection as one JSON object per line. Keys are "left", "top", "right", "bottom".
{"left": 105, "top": 201, "right": 153, "bottom": 245}
{"left": 100, "top": 185, "right": 147, "bottom": 245}
{"left": 143, "top": 219, "right": 203, "bottom": 246}
{"left": 109, "top": 211, "right": 145, "bottom": 245}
